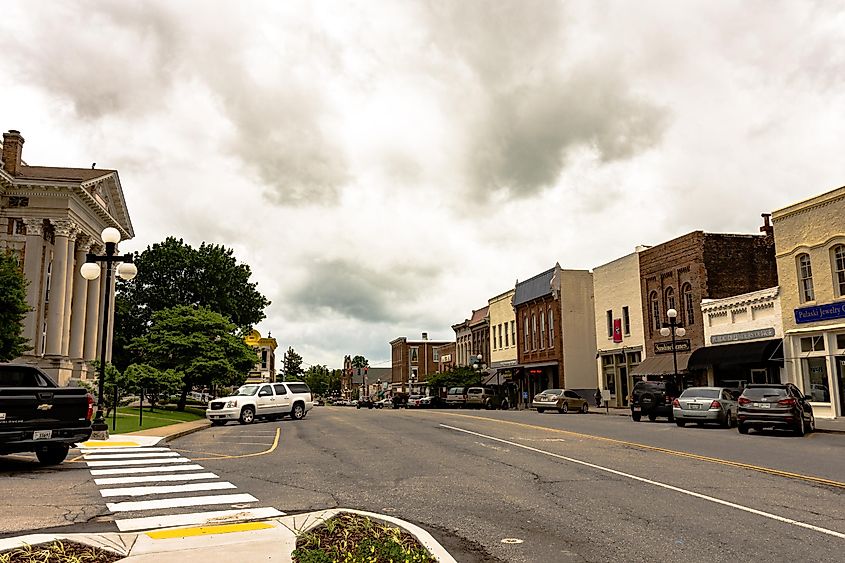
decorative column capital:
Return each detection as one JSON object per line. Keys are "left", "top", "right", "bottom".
{"left": 50, "top": 219, "right": 80, "bottom": 238}
{"left": 22, "top": 218, "right": 44, "bottom": 236}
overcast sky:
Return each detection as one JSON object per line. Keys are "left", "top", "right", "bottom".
{"left": 2, "top": 1, "right": 844, "bottom": 369}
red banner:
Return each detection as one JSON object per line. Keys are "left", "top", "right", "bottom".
{"left": 613, "top": 318, "right": 623, "bottom": 343}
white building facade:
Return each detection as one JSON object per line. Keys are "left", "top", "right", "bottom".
{"left": 0, "top": 130, "right": 134, "bottom": 385}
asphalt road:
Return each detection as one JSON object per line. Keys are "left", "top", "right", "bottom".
{"left": 2, "top": 407, "right": 844, "bottom": 562}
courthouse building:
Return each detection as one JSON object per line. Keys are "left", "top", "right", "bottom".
{"left": 244, "top": 330, "right": 277, "bottom": 383}
{"left": 773, "top": 186, "right": 845, "bottom": 419}
{"left": 0, "top": 130, "right": 134, "bottom": 385}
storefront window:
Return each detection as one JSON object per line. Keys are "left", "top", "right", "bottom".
{"left": 837, "top": 333, "right": 845, "bottom": 351}
{"left": 800, "top": 335, "right": 825, "bottom": 353}
{"left": 605, "top": 370, "right": 616, "bottom": 396}
{"left": 804, "top": 356, "right": 829, "bottom": 402}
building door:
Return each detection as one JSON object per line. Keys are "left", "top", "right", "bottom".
{"left": 749, "top": 369, "right": 768, "bottom": 385}
{"left": 619, "top": 367, "right": 629, "bottom": 407}
{"left": 837, "top": 357, "right": 845, "bottom": 415}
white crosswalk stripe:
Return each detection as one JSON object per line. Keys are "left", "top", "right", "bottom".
{"left": 82, "top": 444, "right": 284, "bottom": 531}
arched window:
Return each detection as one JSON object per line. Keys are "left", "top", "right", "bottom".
{"left": 833, "top": 245, "right": 845, "bottom": 297}
{"left": 682, "top": 283, "right": 694, "bottom": 326}
{"left": 797, "top": 253, "right": 815, "bottom": 303}
{"left": 649, "top": 291, "right": 660, "bottom": 332}
{"left": 665, "top": 287, "right": 676, "bottom": 313}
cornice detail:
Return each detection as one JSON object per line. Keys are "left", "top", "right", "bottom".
{"left": 50, "top": 218, "right": 79, "bottom": 238}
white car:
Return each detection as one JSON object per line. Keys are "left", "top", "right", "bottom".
{"left": 206, "top": 382, "right": 313, "bottom": 425}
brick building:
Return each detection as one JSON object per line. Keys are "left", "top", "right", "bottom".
{"left": 632, "top": 222, "right": 778, "bottom": 386}
{"left": 468, "top": 306, "right": 490, "bottom": 367}
{"left": 436, "top": 342, "right": 456, "bottom": 373}
{"left": 389, "top": 333, "right": 450, "bottom": 394}
{"left": 0, "top": 129, "right": 134, "bottom": 385}
{"left": 451, "top": 319, "right": 471, "bottom": 367}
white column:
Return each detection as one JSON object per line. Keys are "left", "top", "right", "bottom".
{"left": 68, "top": 240, "right": 91, "bottom": 360}
{"left": 61, "top": 227, "right": 81, "bottom": 356}
{"left": 45, "top": 220, "right": 75, "bottom": 356}
{"left": 21, "top": 219, "right": 45, "bottom": 355}
{"left": 83, "top": 251, "right": 103, "bottom": 362}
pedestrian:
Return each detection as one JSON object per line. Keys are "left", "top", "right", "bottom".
{"left": 594, "top": 387, "right": 603, "bottom": 408}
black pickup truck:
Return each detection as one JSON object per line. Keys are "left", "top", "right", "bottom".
{"left": 0, "top": 364, "right": 93, "bottom": 465}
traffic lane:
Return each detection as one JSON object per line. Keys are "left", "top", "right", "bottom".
{"left": 170, "top": 420, "right": 280, "bottom": 459}
{"left": 434, "top": 408, "right": 845, "bottom": 483}
{"left": 430, "top": 412, "right": 845, "bottom": 534}
{"left": 0, "top": 452, "right": 103, "bottom": 536}
{"left": 210, "top": 408, "right": 844, "bottom": 563}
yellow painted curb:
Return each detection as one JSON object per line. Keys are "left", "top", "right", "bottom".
{"left": 145, "top": 521, "right": 275, "bottom": 539}
{"left": 80, "top": 441, "right": 141, "bottom": 448}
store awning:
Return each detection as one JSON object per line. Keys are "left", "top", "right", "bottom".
{"left": 687, "top": 339, "right": 783, "bottom": 369}
{"left": 630, "top": 353, "right": 692, "bottom": 377}
{"left": 482, "top": 370, "right": 514, "bottom": 385}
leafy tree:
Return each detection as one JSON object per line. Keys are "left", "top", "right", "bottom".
{"left": 129, "top": 305, "right": 258, "bottom": 410}
{"left": 351, "top": 355, "right": 369, "bottom": 368}
{"left": 282, "top": 346, "right": 304, "bottom": 381}
{"left": 81, "top": 361, "right": 133, "bottom": 418}
{"left": 303, "top": 365, "right": 332, "bottom": 397}
{"left": 0, "top": 251, "right": 30, "bottom": 361}
{"left": 424, "top": 366, "right": 480, "bottom": 391}
{"left": 124, "top": 364, "right": 183, "bottom": 410}
{"left": 113, "top": 237, "right": 270, "bottom": 370}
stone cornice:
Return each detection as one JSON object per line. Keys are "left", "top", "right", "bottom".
{"left": 772, "top": 187, "right": 845, "bottom": 223}
{"left": 701, "top": 286, "right": 780, "bottom": 313}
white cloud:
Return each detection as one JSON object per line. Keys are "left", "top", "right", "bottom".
{"left": 1, "top": 0, "right": 844, "bottom": 366}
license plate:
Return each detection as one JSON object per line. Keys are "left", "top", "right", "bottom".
{"left": 632, "top": 407, "right": 641, "bottom": 412}
{"left": 689, "top": 404, "right": 700, "bottom": 410}
{"left": 754, "top": 403, "right": 770, "bottom": 408}
{"left": 33, "top": 430, "right": 52, "bottom": 440}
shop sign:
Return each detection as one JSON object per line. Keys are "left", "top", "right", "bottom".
{"left": 711, "top": 328, "right": 776, "bottom": 344}
{"left": 613, "top": 319, "right": 623, "bottom": 343}
{"left": 528, "top": 368, "right": 544, "bottom": 375}
{"left": 654, "top": 339, "right": 691, "bottom": 354}
{"left": 795, "top": 302, "right": 845, "bottom": 324}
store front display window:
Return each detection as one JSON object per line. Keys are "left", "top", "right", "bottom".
{"left": 804, "top": 356, "right": 830, "bottom": 402}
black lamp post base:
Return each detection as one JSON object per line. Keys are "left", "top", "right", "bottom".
{"left": 90, "top": 414, "right": 110, "bottom": 440}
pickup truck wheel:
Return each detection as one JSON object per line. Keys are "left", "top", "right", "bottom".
{"left": 632, "top": 412, "right": 642, "bottom": 422}
{"left": 36, "top": 444, "right": 69, "bottom": 466}
{"left": 292, "top": 402, "right": 305, "bottom": 420}
{"left": 648, "top": 412, "right": 657, "bottom": 422}
{"left": 239, "top": 406, "right": 255, "bottom": 424}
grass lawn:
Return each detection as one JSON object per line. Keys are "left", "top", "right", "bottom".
{"left": 106, "top": 405, "right": 205, "bottom": 434}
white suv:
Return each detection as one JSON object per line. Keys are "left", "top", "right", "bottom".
{"left": 206, "top": 382, "right": 313, "bottom": 425}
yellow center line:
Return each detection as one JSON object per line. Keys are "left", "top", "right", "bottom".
{"left": 190, "top": 427, "right": 280, "bottom": 461}
{"left": 436, "top": 412, "right": 845, "bottom": 490}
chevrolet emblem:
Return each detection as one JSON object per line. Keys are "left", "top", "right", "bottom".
{"left": 36, "top": 404, "right": 53, "bottom": 411}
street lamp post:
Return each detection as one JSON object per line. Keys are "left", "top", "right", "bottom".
{"left": 80, "top": 227, "right": 138, "bottom": 440}
{"left": 659, "top": 308, "right": 686, "bottom": 390}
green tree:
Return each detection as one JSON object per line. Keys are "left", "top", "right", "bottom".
{"left": 124, "top": 364, "right": 183, "bottom": 410}
{"left": 129, "top": 305, "right": 258, "bottom": 410}
{"left": 424, "top": 366, "right": 480, "bottom": 391}
{"left": 303, "top": 365, "right": 332, "bottom": 396}
{"left": 81, "top": 361, "right": 132, "bottom": 418}
{"left": 351, "top": 355, "right": 369, "bottom": 368}
{"left": 0, "top": 251, "right": 31, "bottom": 361}
{"left": 113, "top": 237, "right": 270, "bottom": 370}
{"left": 282, "top": 346, "right": 304, "bottom": 381}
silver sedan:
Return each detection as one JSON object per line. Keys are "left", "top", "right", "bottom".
{"left": 673, "top": 387, "right": 737, "bottom": 428}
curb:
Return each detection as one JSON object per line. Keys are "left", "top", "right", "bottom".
{"left": 0, "top": 509, "right": 457, "bottom": 562}
{"left": 161, "top": 421, "right": 212, "bottom": 443}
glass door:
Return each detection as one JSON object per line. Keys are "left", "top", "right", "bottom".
{"left": 837, "top": 357, "right": 845, "bottom": 414}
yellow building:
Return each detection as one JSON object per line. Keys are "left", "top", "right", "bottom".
{"left": 773, "top": 186, "right": 845, "bottom": 419}
{"left": 244, "top": 330, "right": 278, "bottom": 383}
{"left": 488, "top": 289, "right": 517, "bottom": 376}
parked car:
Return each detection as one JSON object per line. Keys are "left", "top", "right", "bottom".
{"left": 418, "top": 395, "right": 444, "bottom": 408}
{"left": 206, "top": 381, "right": 313, "bottom": 425}
{"left": 350, "top": 400, "right": 359, "bottom": 407}
{"left": 374, "top": 398, "right": 391, "bottom": 409}
{"left": 532, "top": 389, "right": 589, "bottom": 414}
{"left": 630, "top": 380, "right": 678, "bottom": 422}
{"left": 672, "top": 387, "right": 737, "bottom": 428}
{"left": 0, "top": 364, "right": 94, "bottom": 465}
{"left": 465, "top": 387, "right": 509, "bottom": 410}
{"left": 446, "top": 386, "right": 468, "bottom": 408}
{"left": 356, "top": 398, "right": 375, "bottom": 409}
{"left": 737, "top": 383, "right": 816, "bottom": 436}
{"left": 406, "top": 394, "right": 425, "bottom": 408}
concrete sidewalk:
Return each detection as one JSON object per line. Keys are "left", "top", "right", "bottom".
{"left": 128, "top": 419, "right": 211, "bottom": 441}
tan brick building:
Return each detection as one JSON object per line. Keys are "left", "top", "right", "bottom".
{"left": 488, "top": 289, "right": 517, "bottom": 377}
{"left": 0, "top": 130, "right": 134, "bottom": 385}
{"left": 390, "top": 333, "right": 450, "bottom": 393}
{"left": 773, "top": 186, "right": 845, "bottom": 419}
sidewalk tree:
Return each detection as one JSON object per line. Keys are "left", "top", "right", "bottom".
{"left": 128, "top": 305, "right": 258, "bottom": 410}
{"left": 0, "top": 251, "right": 30, "bottom": 361}
{"left": 424, "top": 366, "right": 480, "bottom": 391}
{"left": 80, "top": 361, "right": 132, "bottom": 418}
{"left": 303, "top": 365, "right": 333, "bottom": 396}
{"left": 113, "top": 237, "right": 270, "bottom": 370}
{"left": 282, "top": 346, "right": 304, "bottom": 381}
{"left": 123, "top": 363, "right": 183, "bottom": 411}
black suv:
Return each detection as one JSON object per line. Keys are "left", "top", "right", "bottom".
{"left": 737, "top": 383, "right": 815, "bottom": 436}
{"left": 630, "top": 380, "right": 679, "bottom": 422}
